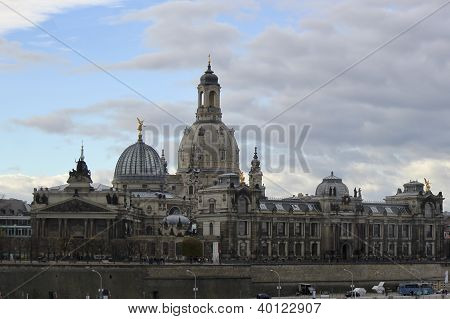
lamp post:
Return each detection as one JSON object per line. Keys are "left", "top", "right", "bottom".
{"left": 343, "top": 268, "right": 354, "bottom": 298}
{"left": 270, "top": 269, "right": 281, "bottom": 297}
{"left": 186, "top": 269, "right": 198, "bottom": 299}
{"left": 87, "top": 267, "right": 103, "bottom": 298}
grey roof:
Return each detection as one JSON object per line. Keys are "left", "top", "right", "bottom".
{"left": 362, "top": 203, "right": 410, "bottom": 215}
{"left": 0, "top": 199, "right": 30, "bottom": 216}
{"left": 131, "top": 191, "right": 175, "bottom": 199}
{"left": 49, "top": 183, "right": 110, "bottom": 192}
{"left": 114, "top": 140, "right": 164, "bottom": 182}
{"left": 259, "top": 201, "right": 321, "bottom": 213}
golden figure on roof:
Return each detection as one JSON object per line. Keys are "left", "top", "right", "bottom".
{"left": 424, "top": 178, "right": 431, "bottom": 192}
{"left": 239, "top": 170, "right": 245, "bottom": 185}
{"left": 137, "top": 117, "right": 144, "bottom": 141}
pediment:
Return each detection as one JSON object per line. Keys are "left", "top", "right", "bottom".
{"left": 40, "top": 198, "right": 109, "bottom": 213}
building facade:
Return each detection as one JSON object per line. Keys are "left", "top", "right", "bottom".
{"left": 28, "top": 63, "right": 448, "bottom": 262}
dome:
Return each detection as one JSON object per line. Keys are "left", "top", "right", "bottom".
{"left": 315, "top": 171, "right": 349, "bottom": 197}
{"left": 162, "top": 212, "right": 190, "bottom": 225}
{"left": 113, "top": 140, "right": 164, "bottom": 183}
{"left": 177, "top": 121, "right": 240, "bottom": 174}
{"left": 200, "top": 63, "right": 218, "bottom": 85}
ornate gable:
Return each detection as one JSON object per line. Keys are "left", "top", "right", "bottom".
{"left": 40, "top": 199, "right": 109, "bottom": 213}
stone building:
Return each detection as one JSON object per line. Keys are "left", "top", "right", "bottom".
{"left": 28, "top": 62, "right": 448, "bottom": 262}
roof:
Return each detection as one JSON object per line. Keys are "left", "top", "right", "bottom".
{"left": 0, "top": 199, "right": 30, "bottom": 216}
{"left": 259, "top": 201, "right": 321, "bottom": 213}
{"left": 362, "top": 203, "right": 410, "bottom": 215}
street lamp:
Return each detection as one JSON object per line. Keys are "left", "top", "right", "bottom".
{"left": 86, "top": 267, "right": 103, "bottom": 297}
{"left": 270, "top": 269, "right": 281, "bottom": 297}
{"left": 343, "top": 268, "right": 354, "bottom": 298}
{"left": 186, "top": 269, "right": 198, "bottom": 299}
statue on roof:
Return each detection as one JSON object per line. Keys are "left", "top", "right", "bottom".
{"left": 424, "top": 178, "right": 431, "bottom": 192}
{"left": 137, "top": 117, "right": 144, "bottom": 141}
{"left": 239, "top": 170, "right": 246, "bottom": 185}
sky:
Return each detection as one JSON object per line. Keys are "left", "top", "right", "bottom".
{"left": 0, "top": 0, "right": 449, "bottom": 207}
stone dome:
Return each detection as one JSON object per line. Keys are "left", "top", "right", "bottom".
{"left": 162, "top": 212, "right": 190, "bottom": 225}
{"left": 177, "top": 121, "right": 240, "bottom": 174}
{"left": 315, "top": 171, "right": 349, "bottom": 197}
{"left": 113, "top": 140, "right": 164, "bottom": 183}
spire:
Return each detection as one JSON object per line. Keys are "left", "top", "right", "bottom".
{"left": 253, "top": 146, "right": 258, "bottom": 159}
{"left": 208, "top": 54, "right": 211, "bottom": 69}
{"left": 80, "top": 141, "right": 85, "bottom": 161}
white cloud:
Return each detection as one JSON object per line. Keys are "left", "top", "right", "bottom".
{"left": 0, "top": 0, "right": 119, "bottom": 34}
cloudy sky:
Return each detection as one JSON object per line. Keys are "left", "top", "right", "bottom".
{"left": 0, "top": 0, "right": 449, "bottom": 207}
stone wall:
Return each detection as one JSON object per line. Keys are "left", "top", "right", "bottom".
{"left": 0, "top": 262, "right": 448, "bottom": 299}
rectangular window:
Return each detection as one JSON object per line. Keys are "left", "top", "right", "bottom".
{"left": 402, "top": 243, "right": 410, "bottom": 256}
{"left": 295, "top": 222, "right": 304, "bottom": 236}
{"left": 341, "top": 223, "right": 352, "bottom": 237}
{"left": 277, "top": 222, "right": 286, "bottom": 236}
{"left": 402, "top": 225, "right": 410, "bottom": 239}
{"left": 388, "top": 224, "right": 396, "bottom": 238}
{"left": 425, "top": 243, "right": 434, "bottom": 257}
{"left": 238, "top": 221, "right": 248, "bottom": 236}
{"left": 425, "top": 225, "right": 433, "bottom": 239}
{"left": 373, "top": 224, "right": 381, "bottom": 238}
{"left": 295, "top": 242, "right": 303, "bottom": 256}
{"left": 261, "top": 222, "right": 271, "bottom": 236}
{"left": 388, "top": 243, "right": 396, "bottom": 256}
{"left": 310, "top": 223, "right": 319, "bottom": 237}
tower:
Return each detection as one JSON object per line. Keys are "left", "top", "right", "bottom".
{"left": 196, "top": 57, "right": 222, "bottom": 123}
{"left": 249, "top": 147, "right": 263, "bottom": 190}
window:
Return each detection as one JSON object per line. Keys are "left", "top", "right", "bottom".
{"left": 222, "top": 194, "right": 226, "bottom": 202}
{"left": 388, "top": 224, "right": 396, "bottom": 238}
{"left": 402, "top": 243, "right": 411, "bottom": 256}
{"left": 220, "top": 149, "right": 225, "bottom": 161}
{"left": 188, "top": 186, "right": 193, "bottom": 195}
{"left": 261, "top": 242, "right": 269, "bottom": 256}
{"left": 238, "top": 221, "right": 248, "bottom": 236}
{"left": 209, "top": 202, "right": 215, "bottom": 213}
{"left": 162, "top": 242, "right": 169, "bottom": 255}
{"left": 261, "top": 222, "right": 271, "bottom": 236}
{"left": 388, "top": 243, "right": 396, "bottom": 256}
{"left": 425, "top": 225, "right": 433, "bottom": 239}
{"left": 237, "top": 196, "right": 248, "bottom": 214}
{"left": 402, "top": 225, "right": 410, "bottom": 239}
{"left": 341, "top": 223, "right": 352, "bottom": 238}
{"left": 294, "top": 222, "right": 304, "bottom": 236}
{"left": 311, "top": 242, "right": 319, "bottom": 257}
{"left": 295, "top": 242, "right": 303, "bottom": 256}
{"left": 425, "top": 243, "right": 434, "bottom": 257}
{"left": 370, "top": 206, "right": 379, "bottom": 214}
{"left": 310, "top": 223, "right": 319, "bottom": 237}
{"left": 279, "top": 243, "right": 286, "bottom": 256}
{"left": 373, "top": 224, "right": 381, "bottom": 238}
{"left": 209, "top": 222, "right": 214, "bottom": 236}
{"left": 277, "top": 222, "right": 286, "bottom": 236}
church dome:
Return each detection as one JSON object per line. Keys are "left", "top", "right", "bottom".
{"left": 113, "top": 140, "right": 164, "bottom": 183}
{"left": 177, "top": 121, "right": 240, "bottom": 175}
{"left": 315, "top": 171, "right": 349, "bottom": 197}
{"left": 200, "top": 63, "right": 219, "bottom": 85}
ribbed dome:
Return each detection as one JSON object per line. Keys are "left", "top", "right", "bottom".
{"left": 315, "top": 171, "right": 349, "bottom": 197}
{"left": 200, "top": 63, "right": 219, "bottom": 85}
{"left": 113, "top": 140, "right": 164, "bottom": 183}
{"left": 162, "top": 212, "right": 190, "bottom": 225}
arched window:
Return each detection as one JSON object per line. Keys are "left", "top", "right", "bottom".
{"left": 237, "top": 196, "right": 248, "bottom": 213}
{"left": 189, "top": 186, "right": 193, "bottom": 195}
{"left": 209, "top": 202, "right": 215, "bottom": 213}
{"left": 209, "top": 91, "right": 216, "bottom": 107}
{"left": 199, "top": 91, "right": 204, "bottom": 106}
{"left": 209, "top": 222, "right": 214, "bottom": 236}
{"left": 424, "top": 203, "right": 433, "bottom": 217}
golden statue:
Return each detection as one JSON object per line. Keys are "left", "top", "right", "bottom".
{"left": 137, "top": 117, "right": 144, "bottom": 140}
{"left": 239, "top": 170, "right": 245, "bottom": 185}
{"left": 424, "top": 178, "right": 431, "bottom": 192}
